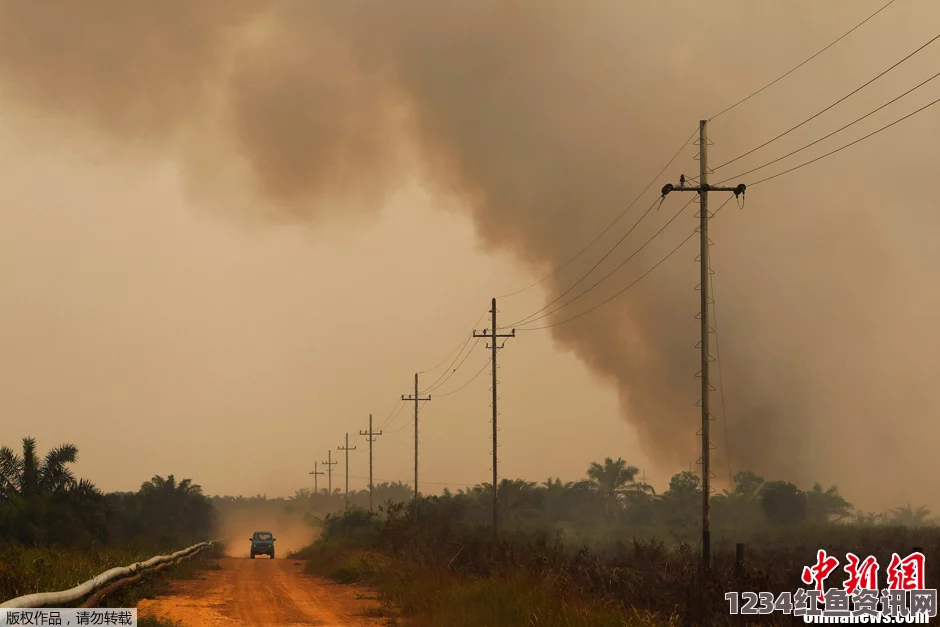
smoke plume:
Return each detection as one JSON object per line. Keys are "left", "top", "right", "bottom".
{"left": 1, "top": 1, "right": 937, "bottom": 509}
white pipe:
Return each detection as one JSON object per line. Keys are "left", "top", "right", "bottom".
{"left": 0, "top": 540, "right": 218, "bottom": 608}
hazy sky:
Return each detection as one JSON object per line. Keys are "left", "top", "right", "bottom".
{"left": 0, "top": 1, "right": 938, "bottom": 513}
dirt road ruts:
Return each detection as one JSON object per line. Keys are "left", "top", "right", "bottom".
{"left": 137, "top": 556, "right": 385, "bottom": 626}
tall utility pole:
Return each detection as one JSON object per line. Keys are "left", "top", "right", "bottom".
{"left": 660, "top": 120, "right": 746, "bottom": 570}
{"left": 310, "top": 461, "right": 325, "bottom": 495}
{"left": 338, "top": 433, "right": 357, "bottom": 508}
{"left": 473, "top": 297, "right": 515, "bottom": 537}
{"left": 359, "top": 414, "right": 383, "bottom": 512}
{"left": 321, "top": 451, "right": 337, "bottom": 498}
{"left": 402, "top": 373, "right": 431, "bottom": 524}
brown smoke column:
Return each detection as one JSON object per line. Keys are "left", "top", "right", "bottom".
{"left": 1, "top": 1, "right": 937, "bottom": 509}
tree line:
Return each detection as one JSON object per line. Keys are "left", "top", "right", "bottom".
{"left": 0, "top": 437, "right": 215, "bottom": 550}
{"left": 1, "top": 437, "right": 931, "bottom": 551}
{"left": 215, "top": 457, "right": 936, "bottom": 540}
{"left": 403, "top": 459, "right": 936, "bottom": 539}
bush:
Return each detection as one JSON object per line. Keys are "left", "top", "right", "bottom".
{"left": 321, "top": 507, "right": 382, "bottom": 545}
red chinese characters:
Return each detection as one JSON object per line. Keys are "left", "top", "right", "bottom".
{"left": 886, "top": 552, "right": 925, "bottom": 591}
{"left": 802, "top": 549, "right": 840, "bottom": 601}
{"left": 843, "top": 553, "right": 880, "bottom": 595}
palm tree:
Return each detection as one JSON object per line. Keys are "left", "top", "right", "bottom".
{"left": 0, "top": 437, "right": 84, "bottom": 500}
{"left": 497, "top": 479, "right": 541, "bottom": 518}
{"left": 806, "top": 483, "right": 853, "bottom": 523}
{"left": 889, "top": 504, "right": 932, "bottom": 527}
{"left": 587, "top": 457, "right": 640, "bottom": 519}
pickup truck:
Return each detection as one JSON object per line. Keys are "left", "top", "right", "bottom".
{"left": 249, "top": 531, "right": 276, "bottom": 559}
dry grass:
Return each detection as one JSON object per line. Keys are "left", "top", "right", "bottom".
{"left": 299, "top": 507, "right": 940, "bottom": 626}
{"left": 0, "top": 542, "right": 225, "bottom": 609}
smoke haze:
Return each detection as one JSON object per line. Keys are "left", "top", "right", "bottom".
{"left": 216, "top": 507, "right": 319, "bottom": 558}
{"left": 0, "top": 1, "right": 938, "bottom": 510}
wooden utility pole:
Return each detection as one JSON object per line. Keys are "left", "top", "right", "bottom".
{"left": 321, "top": 450, "right": 337, "bottom": 498}
{"left": 473, "top": 297, "right": 515, "bottom": 537}
{"left": 338, "top": 433, "right": 356, "bottom": 508}
{"left": 359, "top": 414, "right": 383, "bottom": 511}
{"left": 402, "top": 373, "right": 430, "bottom": 524}
{"left": 310, "top": 461, "right": 325, "bottom": 495}
{"left": 660, "top": 120, "right": 746, "bottom": 570}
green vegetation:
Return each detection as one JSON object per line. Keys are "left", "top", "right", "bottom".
{"left": 209, "top": 480, "right": 414, "bottom": 525}
{"left": 0, "top": 436, "right": 219, "bottom": 603}
{"left": 295, "top": 458, "right": 939, "bottom": 626}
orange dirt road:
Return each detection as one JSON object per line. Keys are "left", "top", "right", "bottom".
{"left": 137, "top": 557, "right": 386, "bottom": 627}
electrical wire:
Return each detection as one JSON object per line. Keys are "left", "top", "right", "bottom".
{"left": 494, "top": 127, "right": 698, "bottom": 300}
{"left": 418, "top": 335, "right": 478, "bottom": 394}
{"left": 712, "top": 30, "right": 940, "bottom": 173}
{"left": 348, "top": 475, "right": 479, "bottom": 487}
{"left": 714, "top": 67, "right": 940, "bottom": 185}
{"left": 387, "top": 415, "right": 417, "bottom": 434}
{"left": 504, "top": 195, "right": 665, "bottom": 328}
{"left": 422, "top": 338, "right": 481, "bottom": 394}
{"left": 708, "top": 0, "right": 900, "bottom": 122}
{"left": 376, "top": 397, "right": 405, "bottom": 430}
{"left": 748, "top": 92, "right": 940, "bottom": 187}
{"left": 418, "top": 309, "right": 488, "bottom": 376}
{"left": 515, "top": 195, "right": 697, "bottom": 328}
{"left": 433, "top": 357, "right": 492, "bottom": 398}
{"left": 516, "top": 194, "right": 737, "bottom": 332}
{"left": 708, "top": 268, "right": 734, "bottom": 490}
{"left": 380, "top": 400, "right": 409, "bottom": 432}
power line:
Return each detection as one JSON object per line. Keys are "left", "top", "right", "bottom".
{"left": 422, "top": 337, "right": 481, "bottom": 394}
{"left": 505, "top": 195, "right": 665, "bottom": 328}
{"left": 376, "top": 400, "right": 402, "bottom": 430}
{"left": 338, "top": 433, "right": 357, "bottom": 508}
{"left": 418, "top": 334, "right": 477, "bottom": 393}
{"left": 433, "top": 357, "right": 491, "bottom": 398}
{"left": 749, "top": 92, "right": 940, "bottom": 187}
{"left": 418, "top": 309, "right": 488, "bottom": 377}
{"left": 379, "top": 399, "right": 408, "bottom": 431}
{"left": 494, "top": 127, "right": 698, "bottom": 299}
{"left": 321, "top": 450, "right": 337, "bottom": 497}
{"left": 711, "top": 30, "right": 940, "bottom": 173}
{"left": 386, "top": 415, "right": 416, "bottom": 434}
{"left": 402, "top": 373, "right": 431, "bottom": 523}
{"left": 421, "top": 334, "right": 482, "bottom": 394}
{"left": 709, "top": 269, "right": 734, "bottom": 491}
{"left": 514, "top": 195, "right": 697, "bottom": 328}
{"left": 715, "top": 67, "right": 940, "bottom": 185}
{"left": 516, "top": 194, "right": 737, "bottom": 332}
{"left": 658, "top": 121, "right": 749, "bottom": 572}
{"left": 347, "top": 475, "right": 479, "bottom": 487}
{"left": 473, "top": 299, "right": 515, "bottom": 537}
{"left": 708, "top": 0, "right": 900, "bottom": 121}
{"left": 359, "top": 414, "right": 383, "bottom": 512}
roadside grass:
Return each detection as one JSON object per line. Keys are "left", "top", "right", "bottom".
{"left": 0, "top": 545, "right": 155, "bottom": 601}
{"left": 0, "top": 542, "right": 225, "bottom": 609}
{"left": 296, "top": 506, "right": 940, "bottom": 626}
{"left": 304, "top": 540, "right": 665, "bottom": 626}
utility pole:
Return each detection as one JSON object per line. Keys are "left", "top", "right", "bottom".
{"left": 402, "top": 373, "right": 430, "bottom": 524}
{"left": 359, "top": 414, "right": 383, "bottom": 512}
{"left": 321, "top": 450, "right": 337, "bottom": 499}
{"left": 338, "top": 433, "right": 356, "bottom": 508}
{"left": 473, "top": 297, "right": 515, "bottom": 537}
{"left": 309, "top": 461, "right": 325, "bottom": 495}
{"left": 660, "top": 120, "right": 746, "bottom": 571}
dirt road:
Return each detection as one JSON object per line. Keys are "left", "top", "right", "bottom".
{"left": 137, "top": 557, "right": 386, "bottom": 626}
